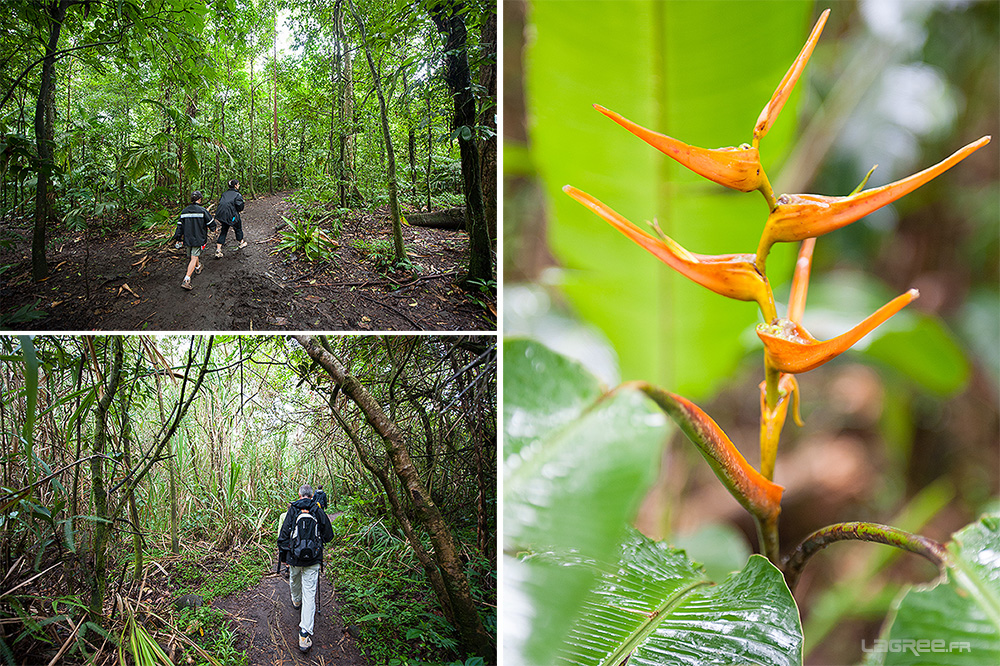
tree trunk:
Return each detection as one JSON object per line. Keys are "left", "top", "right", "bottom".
{"left": 155, "top": 374, "right": 180, "bottom": 554}
{"left": 120, "top": 395, "right": 143, "bottom": 579}
{"left": 249, "top": 48, "right": 256, "bottom": 197}
{"left": 478, "top": 9, "right": 497, "bottom": 243}
{"left": 346, "top": 0, "right": 404, "bottom": 261}
{"left": 270, "top": 8, "right": 277, "bottom": 195}
{"left": 88, "top": 337, "right": 124, "bottom": 617}
{"left": 330, "top": 403, "right": 457, "bottom": 625}
{"left": 293, "top": 336, "right": 494, "bottom": 661}
{"left": 31, "top": 0, "right": 69, "bottom": 282}
{"left": 425, "top": 87, "right": 433, "bottom": 211}
{"left": 429, "top": 1, "right": 493, "bottom": 288}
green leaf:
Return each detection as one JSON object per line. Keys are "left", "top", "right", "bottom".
{"left": 504, "top": 340, "right": 668, "bottom": 666}
{"left": 527, "top": 0, "right": 810, "bottom": 398}
{"left": 867, "top": 514, "right": 1000, "bottom": 665}
{"left": 502, "top": 338, "right": 605, "bottom": 459}
{"left": 670, "top": 522, "right": 751, "bottom": 583}
{"left": 556, "top": 531, "right": 802, "bottom": 666}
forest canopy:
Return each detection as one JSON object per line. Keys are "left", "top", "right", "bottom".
{"left": 0, "top": 334, "right": 497, "bottom": 664}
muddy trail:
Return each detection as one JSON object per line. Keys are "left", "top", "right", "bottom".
{"left": 1, "top": 193, "right": 495, "bottom": 331}
{"left": 214, "top": 565, "right": 369, "bottom": 666}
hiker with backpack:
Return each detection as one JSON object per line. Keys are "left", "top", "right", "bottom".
{"left": 277, "top": 484, "right": 334, "bottom": 653}
{"left": 214, "top": 179, "right": 246, "bottom": 258}
{"left": 172, "top": 190, "right": 217, "bottom": 291}
{"left": 314, "top": 485, "right": 328, "bottom": 511}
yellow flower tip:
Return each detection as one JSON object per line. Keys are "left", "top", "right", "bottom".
{"left": 754, "top": 8, "right": 830, "bottom": 142}
{"left": 761, "top": 136, "right": 991, "bottom": 248}
{"left": 564, "top": 185, "right": 775, "bottom": 313}
{"left": 594, "top": 105, "right": 763, "bottom": 192}
{"left": 757, "top": 289, "right": 918, "bottom": 374}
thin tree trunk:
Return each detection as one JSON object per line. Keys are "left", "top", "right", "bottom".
{"left": 478, "top": 9, "right": 497, "bottom": 243}
{"left": 293, "top": 336, "right": 494, "bottom": 660}
{"left": 155, "top": 373, "right": 179, "bottom": 554}
{"left": 346, "top": 0, "right": 404, "bottom": 260}
{"left": 425, "top": 87, "right": 432, "bottom": 211}
{"left": 271, "top": 7, "right": 277, "bottom": 195}
{"left": 88, "top": 337, "right": 124, "bottom": 617}
{"left": 119, "top": 393, "right": 143, "bottom": 579}
{"left": 31, "top": 0, "right": 69, "bottom": 281}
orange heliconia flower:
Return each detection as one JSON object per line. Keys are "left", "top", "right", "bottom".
{"left": 564, "top": 185, "right": 777, "bottom": 321}
{"left": 635, "top": 382, "right": 783, "bottom": 523}
{"left": 757, "top": 136, "right": 991, "bottom": 271}
{"left": 757, "top": 288, "right": 919, "bottom": 374}
{"left": 594, "top": 105, "right": 765, "bottom": 193}
{"left": 754, "top": 9, "right": 830, "bottom": 143}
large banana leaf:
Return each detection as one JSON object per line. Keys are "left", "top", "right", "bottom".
{"left": 866, "top": 514, "right": 1000, "bottom": 665}
{"left": 558, "top": 531, "right": 802, "bottom": 666}
{"left": 527, "top": 0, "right": 811, "bottom": 398}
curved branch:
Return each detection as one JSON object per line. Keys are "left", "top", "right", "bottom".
{"left": 782, "top": 522, "right": 948, "bottom": 592}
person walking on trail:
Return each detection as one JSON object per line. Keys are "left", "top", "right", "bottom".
{"left": 172, "top": 190, "right": 216, "bottom": 291}
{"left": 214, "top": 179, "right": 246, "bottom": 258}
{"left": 314, "top": 485, "right": 328, "bottom": 511}
{"left": 277, "top": 484, "right": 334, "bottom": 653}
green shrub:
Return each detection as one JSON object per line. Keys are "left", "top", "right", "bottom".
{"left": 277, "top": 217, "right": 338, "bottom": 263}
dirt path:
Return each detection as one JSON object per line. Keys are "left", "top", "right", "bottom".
{"left": 214, "top": 566, "right": 369, "bottom": 666}
{"left": 1, "top": 193, "right": 495, "bottom": 331}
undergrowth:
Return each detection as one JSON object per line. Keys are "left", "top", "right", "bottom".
{"left": 327, "top": 504, "right": 496, "bottom": 666}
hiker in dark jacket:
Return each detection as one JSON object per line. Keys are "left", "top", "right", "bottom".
{"left": 277, "top": 484, "right": 334, "bottom": 653}
{"left": 172, "top": 191, "right": 216, "bottom": 291}
{"left": 314, "top": 486, "right": 328, "bottom": 510}
{"left": 214, "top": 179, "right": 246, "bottom": 258}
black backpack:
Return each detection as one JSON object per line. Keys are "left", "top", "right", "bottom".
{"left": 315, "top": 490, "right": 328, "bottom": 510}
{"left": 291, "top": 508, "right": 321, "bottom": 561}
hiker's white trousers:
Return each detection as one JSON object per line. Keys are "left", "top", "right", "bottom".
{"left": 289, "top": 562, "right": 321, "bottom": 635}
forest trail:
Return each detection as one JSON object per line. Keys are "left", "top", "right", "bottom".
{"left": 1, "top": 193, "right": 495, "bottom": 331}
{"left": 214, "top": 565, "right": 368, "bottom": 666}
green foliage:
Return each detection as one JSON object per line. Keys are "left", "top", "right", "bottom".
{"left": 176, "top": 606, "right": 246, "bottom": 666}
{"left": 277, "top": 216, "right": 339, "bottom": 263}
{"left": 866, "top": 514, "right": 1000, "bottom": 666}
{"left": 351, "top": 237, "right": 396, "bottom": 270}
{"left": 556, "top": 532, "right": 801, "bottom": 666}
{"left": 526, "top": 0, "right": 809, "bottom": 398}
{"left": 329, "top": 506, "right": 492, "bottom": 666}
{"left": 505, "top": 339, "right": 805, "bottom": 665}
{"left": 0, "top": 297, "right": 46, "bottom": 327}
{"left": 136, "top": 207, "right": 173, "bottom": 232}
{"left": 504, "top": 338, "right": 668, "bottom": 665}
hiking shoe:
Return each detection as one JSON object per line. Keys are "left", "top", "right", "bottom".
{"left": 181, "top": 279, "right": 193, "bottom": 291}
{"left": 195, "top": 263, "right": 203, "bottom": 275}
{"left": 292, "top": 599, "right": 301, "bottom": 609}
{"left": 215, "top": 249, "right": 223, "bottom": 259}
{"left": 238, "top": 240, "right": 248, "bottom": 250}
{"left": 298, "top": 629, "right": 311, "bottom": 652}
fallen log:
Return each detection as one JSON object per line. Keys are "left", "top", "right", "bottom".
{"left": 406, "top": 207, "right": 466, "bottom": 230}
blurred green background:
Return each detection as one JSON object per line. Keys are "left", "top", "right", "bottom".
{"left": 503, "top": 0, "right": 998, "bottom": 662}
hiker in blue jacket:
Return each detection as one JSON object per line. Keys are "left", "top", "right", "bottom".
{"left": 172, "top": 191, "right": 216, "bottom": 291}
{"left": 214, "top": 179, "right": 246, "bottom": 258}
{"left": 277, "top": 484, "right": 334, "bottom": 653}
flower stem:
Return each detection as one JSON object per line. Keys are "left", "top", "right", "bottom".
{"left": 755, "top": 513, "right": 781, "bottom": 564}
{"left": 758, "top": 171, "right": 778, "bottom": 212}
{"left": 782, "top": 522, "right": 948, "bottom": 592}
